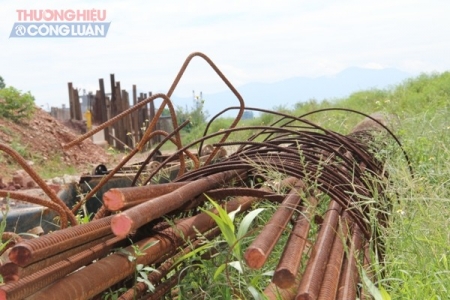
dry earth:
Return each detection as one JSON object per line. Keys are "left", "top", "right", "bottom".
{"left": 0, "top": 107, "right": 112, "bottom": 183}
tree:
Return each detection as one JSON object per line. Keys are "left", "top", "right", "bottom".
{"left": 0, "top": 76, "right": 5, "bottom": 89}
{"left": 0, "top": 86, "right": 35, "bottom": 121}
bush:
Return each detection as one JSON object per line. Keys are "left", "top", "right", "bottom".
{"left": 0, "top": 86, "right": 35, "bottom": 121}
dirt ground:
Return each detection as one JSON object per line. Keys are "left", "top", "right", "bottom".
{"left": 0, "top": 107, "right": 112, "bottom": 181}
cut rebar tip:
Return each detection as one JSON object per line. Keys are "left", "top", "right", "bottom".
{"left": 111, "top": 214, "right": 134, "bottom": 238}
{"left": 244, "top": 247, "right": 266, "bottom": 269}
{"left": 8, "top": 244, "right": 33, "bottom": 267}
{"left": 103, "top": 189, "right": 125, "bottom": 211}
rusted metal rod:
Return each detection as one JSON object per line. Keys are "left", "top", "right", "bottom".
{"left": 9, "top": 216, "right": 114, "bottom": 267}
{"left": 245, "top": 179, "right": 305, "bottom": 269}
{"left": 336, "top": 224, "right": 364, "bottom": 300}
{"left": 317, "top": 214, "right": 351, "bottom": 300}
{"left": 103, "top": 182, "right": 187, "bottom": 211}
{"left": 272, "top": 196, "right": 317, "bottom": 288}
{"left": 111, "top": 170, "right": 240, "bottom": 238}
{"left": 295, "top": 200, "right": 343, "bottom": 300}
{"left": 165, "top": 52, "right": 245, "bottom": 167}
{"left": 0, "top": 234, "right": 115, "bottom": 282}
{"left": 0, "top": 236, "right": 123, "bottom": 300}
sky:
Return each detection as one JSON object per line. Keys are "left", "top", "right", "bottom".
{"left": 1, "top": 0, "right": 450, "bottom": 112}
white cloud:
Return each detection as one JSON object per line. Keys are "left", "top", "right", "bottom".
{"left": 1, "top": 0, "right": 450, "bottom": 109}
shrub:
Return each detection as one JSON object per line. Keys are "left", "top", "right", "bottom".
{"left": 0, "top": 86, "right": 35, "bottom": 121}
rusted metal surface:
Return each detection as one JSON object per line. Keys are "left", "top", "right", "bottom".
{"left": 317, "top": 214, "right": 351, "bottom": 300}
{"left": 0, "top": 234, "right": 115, "bottom": 283}
{"left": 272, "top": 196, "right": 317, "bottom": 289}
{"left": 103, "top": 181, "right": 187, "bottom": 211}
{"left": 244, "top": 179, "right": 305, "bottom": 269}
{"left": 0, "top": 52, "right": 412, "bottom": 299}
{"left": 337, "top": 224, "right": 365, "bottom": 300}
{"left": 110, "top": 170, "right": 241, "bottom": 238}
{"left": 1, "top": 236, "right": 124, "bottom": 300}
{"left": 9, "top": 216, "right": 114, "bottom": 267}
{"left": 296, "top": 201, "right": 342, "bottom": 300}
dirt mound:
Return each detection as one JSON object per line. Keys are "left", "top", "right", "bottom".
{"left": 63, "top": 119, "right": 87, "bottom": 135}
{"left": 0, "top": 107, "right": 111, "bottom": 178}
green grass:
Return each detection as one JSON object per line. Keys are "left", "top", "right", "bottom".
{"left": 376, "top": 109, "right": 450, "bottom": 299}
{"left": 34, "top": 155, "right": 78, "bottom": 179}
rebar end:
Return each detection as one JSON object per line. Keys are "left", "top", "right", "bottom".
{"left": 244, "top": 247, "right": 266, "bottom": 269}
{"left": 111, "top": 214, "right": 133, "bottom": 238}
{"left": 103, "top": 189, "right": 124, "bottom": 211}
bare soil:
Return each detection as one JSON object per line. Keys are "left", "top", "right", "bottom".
{"left": 0, "top": 107, "right": 112, "bottom": 181}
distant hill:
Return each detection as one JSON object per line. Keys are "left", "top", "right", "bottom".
{"left": 171, "top": 67, "right": 412, "bottom": 117}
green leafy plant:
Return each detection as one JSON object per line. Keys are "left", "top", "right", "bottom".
{"left": 175, "top": 196, "right": 267, "bottom": 299}
{"left": 361, "top": 268, "right": 392, "bottom": 300}
{"left": 75, "top": 212, "right": 92, "bottom": 225}
{"left": 102, "top": 287, "right": 128, "bottom": 300}
{"left": 201, "top": 197, "right": 264, "bottom": 262}
{"left": 115, "top": 240, "right": 160, "bottom": 297}
{"left": 0, "top": 86, "right": 35, "bottom": 121}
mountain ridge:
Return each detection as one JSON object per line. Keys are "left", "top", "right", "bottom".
{"left": 171, "top": 67, "right": 412, "bottom": 117}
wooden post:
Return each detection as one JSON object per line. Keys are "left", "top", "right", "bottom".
{"left": 132, "top": 85, "right": 139, "bottom": 146}
{"left": 110, "top": 74, "right": 116, "bottom": 105}
{"left": 114, "top": 80, "right": 125, "bottom": 151}
{"left": 73, "top": 88, "right": 82, "bottom": 121}
{"left": 109, "top": 74, "right": 117, "bottom": 122}
{"left": 143, "top": 93, "right": 149, "bottom": 129}
{"left": 99, "top": 78, "right": 111, "bottom": 145}
{"left": 68, "top": 82, "right": 75, "bottom": 120}
{"left": 143, "top": 93, "right": 150, "bottom": 151}
{"left": 149, "top": 95, "right": 156, "bottom": 146}
{"left": 121, "top": 89, "right": 134, "bottom": 148}
{"left": 138, "top": 93, "right": 146, "bottom": 142}
{"left": 109, "top": 74, "right": 123, "bottom": 150}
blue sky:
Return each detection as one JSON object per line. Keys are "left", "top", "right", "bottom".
{"left": 1, "top": 0, "right": 450, "bottom": 110}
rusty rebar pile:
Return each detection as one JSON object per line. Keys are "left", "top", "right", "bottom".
{"left": 0, "top": 52, "right": 409, "bottom": 300}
